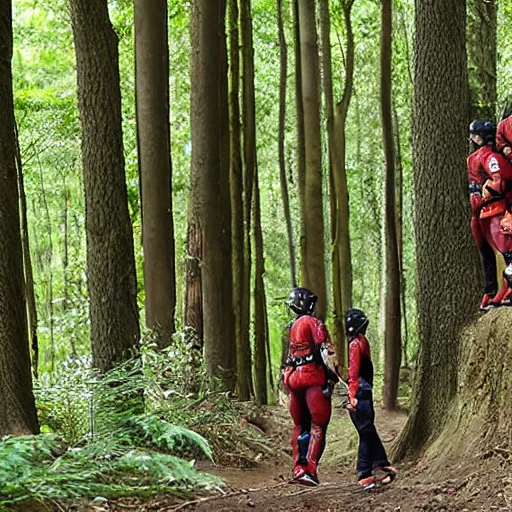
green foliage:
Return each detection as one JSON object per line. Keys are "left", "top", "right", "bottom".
{"left": 35, "top": 358, "right": 90, "bottom": 444}
{"left": 20, "top": 342, "right": 276, "bottom": 507}
{"left": 12, "top": 0, "right": 508, "bottom": 401}
{"left": 3, "top": 347, "right": 232, "bottom": 508}
{"left": 0, "top": 433, "right": 219, "bottom": 507}
{"left": 498, "top": 1, "right": 512, "bottom": 106}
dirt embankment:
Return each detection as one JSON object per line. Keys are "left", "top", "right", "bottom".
{"left": 428, "top": 308, "right": 512, "bottom": 465}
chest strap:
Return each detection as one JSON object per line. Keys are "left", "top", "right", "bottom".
{"left": 285, "top": 352, "right": 321, "bottom": 369}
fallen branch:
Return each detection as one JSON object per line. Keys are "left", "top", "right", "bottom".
{"left": 163, "top": 482, "right": 288, "bottom": 511}
{"left": 284, "top": 482, "right": 355, "bottom": 498}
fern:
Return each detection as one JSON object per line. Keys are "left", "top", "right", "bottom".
{"left": 0, "top": 434, "right": 220, "bottom": 507}
{"left": 120, "top": 415, "right": 213, "bottom": 461}
{"left": 7, "top": 341, "right": 265, "bottom": 508}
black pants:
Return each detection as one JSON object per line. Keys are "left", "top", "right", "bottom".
{"left": 480, "top": 240, "right": 497, "bottom": 295}
{"left": 349, "top": 379, "right": 390, "bottom": 479}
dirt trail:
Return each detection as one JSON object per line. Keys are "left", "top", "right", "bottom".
{"left": 167, "top": 408, "right": 512, "bottom": 512}
{"left": 109, "top": 406, "right": 512, "bottom": 512}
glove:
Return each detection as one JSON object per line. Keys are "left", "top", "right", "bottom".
{"left": 482, "top": 182, "right": 493, "bottom": 199}
{"left": 469, "top": 183, "right": 482, "bottom": 194}
{"left": 346, "top": 397, "right": 358, "bottom": 412}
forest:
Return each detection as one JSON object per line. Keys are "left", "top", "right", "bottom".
{"left": 1, "top": 0, "right": 512, "bottom": 510}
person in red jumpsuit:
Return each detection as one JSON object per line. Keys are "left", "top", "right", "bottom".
{"left": 467, "top": 120, "right": 499, "bottom": 309}
{"left": 283, "top": 287, "right": 339, "bottom": 486}
{"left": 345, "top": 308, "right": 397, "bottom": 490}
{"left": 468, "top": 119, "right": 512, "bottom": 308}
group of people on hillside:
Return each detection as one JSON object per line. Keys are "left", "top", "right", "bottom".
{"left": 279, "top": 111, "right": 512, "bottom": 490}
{"left": 468, "top": 111, "right": 512, "bottom": 311}
{"left": 282, "top": 287, "right": 396, "bottom": 489}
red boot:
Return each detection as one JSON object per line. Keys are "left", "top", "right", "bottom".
{"left": 358, "top": 476, "right": 376, "bottom": 490}
{"left": 501, "top": 286, "right": 512, "bottom": 306}
{"left": 489, "top": 279, "right": 509, "bottom": 307}
{"left": 292, "top": 465, "right": 306, "bottom": 481}
{"left": 480, "top": 293, "right": 496, "bottom": 311}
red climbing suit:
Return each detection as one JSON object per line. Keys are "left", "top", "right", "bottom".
{"left": 347, "top": 334, "right": 372, "bottom": 402}
{"left": 283, "top": 315, "right": 334, "bottom": 481}
{"left": 468, "top": 144, "right": 512, "bottom": 304}
{"left": 469, "top": 146, "right": 512, "bottom": 246}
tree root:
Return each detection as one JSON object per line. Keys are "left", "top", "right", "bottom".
{"left": 478, "top": 447, "right": 510, "bottom": 461}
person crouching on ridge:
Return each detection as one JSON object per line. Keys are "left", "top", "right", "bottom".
{"left": 345, "top": 308, "right": 397, "bottom": 490}
{"left": 283, "top": 287, "right": 339, "bottom": 486}
{"left": 468, "top": 119, "right": 512, "bottom": 309}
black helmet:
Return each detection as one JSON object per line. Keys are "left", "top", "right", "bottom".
{"left": 286, "top": 287, "right": 317, "bottom": 316}
{"left": 344, "top": 308, "right": 369, "bottom": 337}
{"left": 469, "top": 119, "right": 495, "bottom": 146}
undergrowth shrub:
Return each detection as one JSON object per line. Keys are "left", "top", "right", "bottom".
{"left": 0, "top": 433, "right": 219, "bottom": 507}
{"left": 0, "top": 336, "right": 226, "bottom": 508}
{"left": 0, "top": 332, "right": 270, "bottom": 508}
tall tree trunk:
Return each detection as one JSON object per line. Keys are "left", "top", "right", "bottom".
{"left": 254, "top": 170, "right": 268, "bottom": 405}
{"left": 298, "top": 0, "right": 326, "bottom": 321}
{"left": 14, "top": 124, "right": 39, "bottom": 378}
{"left": 0, "top": 0, "right": 39, "bottom": 436}
{"left": 380, "top": 0, "right": 401, "bottom": 411}
{"left": 69, "top": 0, "right": 140, "bottom": 373}
{"left": 277, "top": 0, "right": 296, "bottom": 289}
{"left": 190, "top": 0, "right": 236, "bottom": 390}
{"left": 393, "top": 0, "right": 480, "bottom": 460}
{"left": 293, "top": 0, "right": 306, "bottom": 284}
{"left": 38, "top": 157, "right": 55, "bottom": 374}
{"left": 185, "top": 19, "right": 204, "bottom": 349}
{"left": 467, "top": 0, "right": 497, "bottom": 120}
{"left": 331, "top": 0, "right": 355, "bottom": 320}
{"left": 135, "top": 0, "right": 176, "bottom": 349}
{"left": 219, "top": 0, "right": 236, "bottom": 390}
{"left": 393, "top": 104, "right": 409, "bottom": 368}
{"left": 229, "top": 0, "right": 252, "bottom": 400}
{"left": 240, "top": 0, "right": 256, "bottom": 397}
{"left": 242, "top": 0, "right": 265, "bottom": 400}
{"left": 319, "top": 0, "right": 344, "bottom": 366}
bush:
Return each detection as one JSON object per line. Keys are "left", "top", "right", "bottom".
{"left": 1, "top": 341, "right": 226, "bottom": 508}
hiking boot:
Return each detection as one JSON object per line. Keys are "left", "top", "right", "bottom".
{"left": 500, "top": 287, "right": 512, "bottom": 306}
{"left": 488, "top": 280, "right": 510, "bottom": 309}
{"left": 358, "top": 475, "right": 376, "bottom": 490}
{"left": 292, "top": 466, "right": 306, "bottom": 482}
{"left": 297, "top": 472, "right": 319, "bottom": 486}
{"left": 375, "top": 466, "right": 397, "bottom": 485}
{"left": 480, "top": 293, "right": 496, "bottom": 312}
